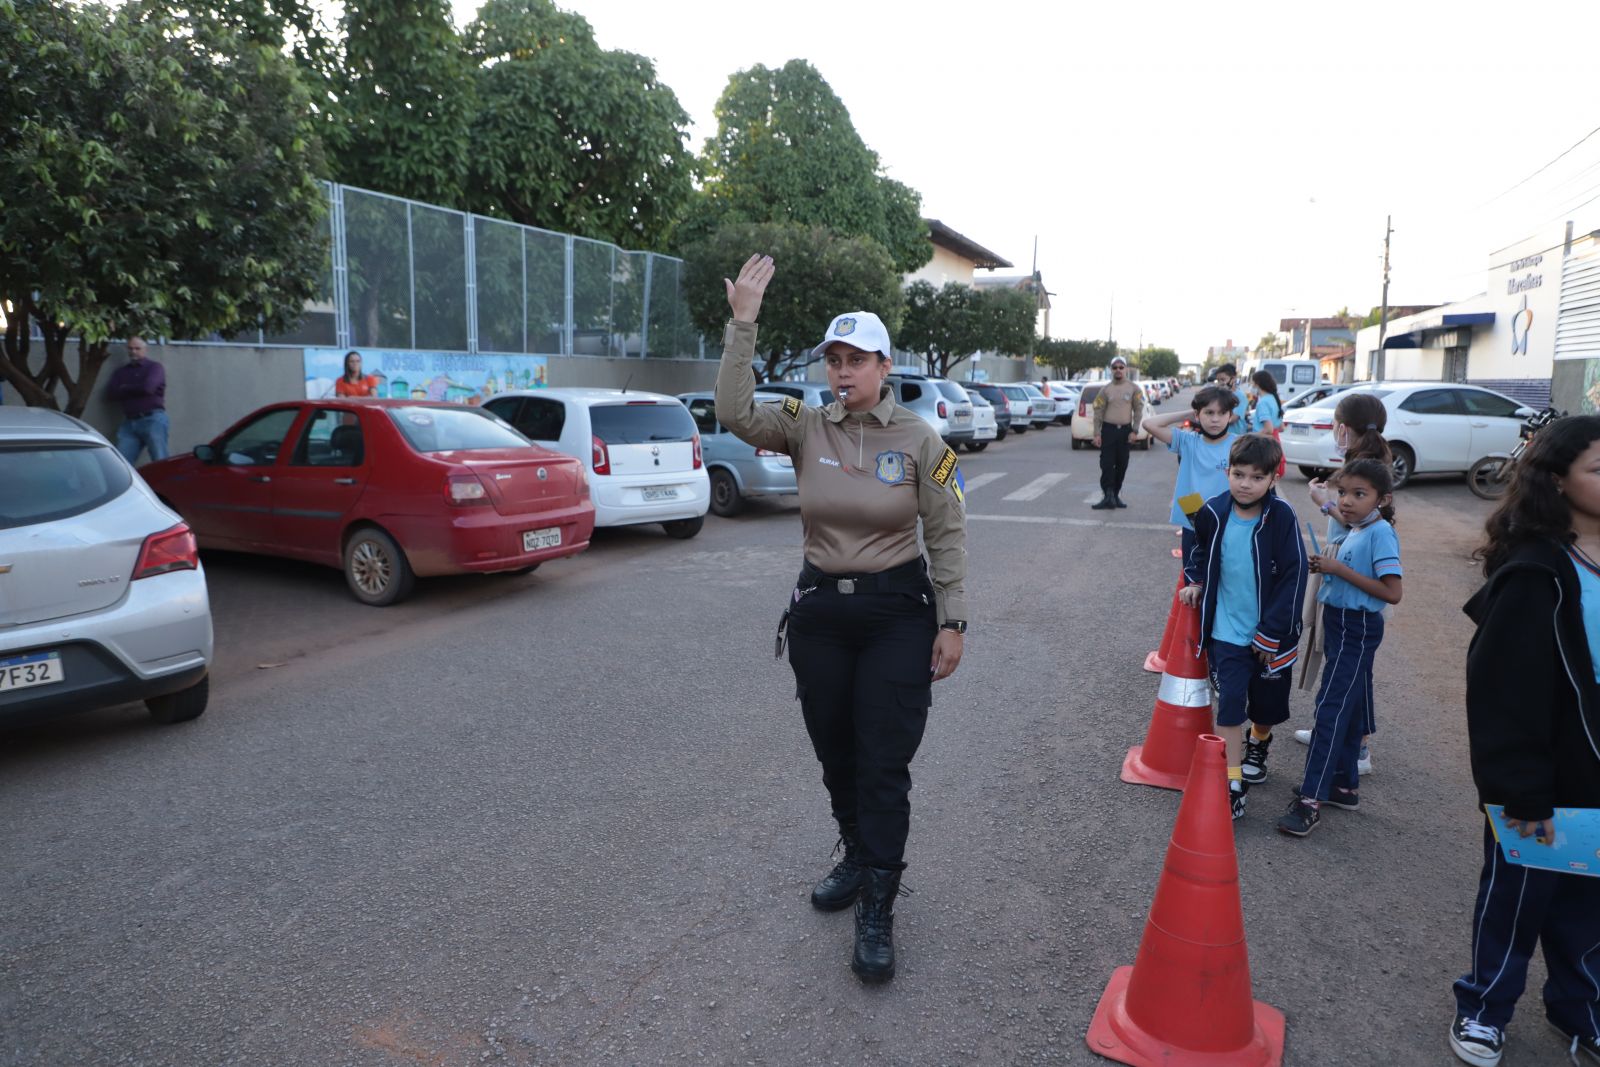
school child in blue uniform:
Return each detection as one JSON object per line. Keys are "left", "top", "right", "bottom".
{"left": 1142, "top": 384, "right": 1239, "bottom": 564}
{"left": 1448, "top": 415, "right": 1600, "bottom": 1067}
{"left": 1179, "top": 434, "right": 1308, "bottom": 818}
{"left": 1278, "top": 459, "right": 1403, "bottom": 837}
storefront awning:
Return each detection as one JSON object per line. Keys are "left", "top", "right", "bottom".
{"left": 1380, "top": 311, "right": 1495, "bottom": 348}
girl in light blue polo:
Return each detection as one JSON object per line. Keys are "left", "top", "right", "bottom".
{"left": 1279, "top": 458, "right": 1404, "bottom": 837}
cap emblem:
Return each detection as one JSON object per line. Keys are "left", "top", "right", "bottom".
{"left": 834, "top": 317, "right": 856, "bottom": 337}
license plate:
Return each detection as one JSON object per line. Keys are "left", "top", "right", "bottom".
{"left": 0, "top": 651, "right": 64, "bottom": 693}
{"left": 642, "top": 487, "right": 680, "bottom": 502}
{"left": 1291, "top": 425, "right": 1309, "bottom": 435}
{"left": 976, "top": 425, "right": 997, "bottom": 440}
{"left": 522, "top": 527, "right": 561, "bottom": 551}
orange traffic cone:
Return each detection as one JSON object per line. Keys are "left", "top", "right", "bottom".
{"left": 1142, "top": 575, "right": 1184, "bottom": 674}
{"left": 1089, "top": 735, "right": 1285, "bottom": 1066}
{"left": 1122, "top": 598, "right": 1213, "bottom": 791}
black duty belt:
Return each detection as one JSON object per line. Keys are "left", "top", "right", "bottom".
{"left": 798, "top": 557, "right": 929, "bottom": 596}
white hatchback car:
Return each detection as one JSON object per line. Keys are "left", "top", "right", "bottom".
{"left": 1280, "top": 382, "right": 1534, "bottom": 488}
{"left": 0, "top": 407, "right": 213, "bottom": 727}
{"left": 483, "top": 388, "right": 711, "bottom": 538}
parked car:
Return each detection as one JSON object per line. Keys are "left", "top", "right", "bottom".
{"left": 886, "top": 373, "right": 975, "bottom": 446}
{"left": 1047, "top": 381, "right": 1082, "bottom": 424}
{"left": 966, "top": 392, "right": 998, "bottom": 452}
{"left": 1069, "top": 382, "right": 1154, "bottom": 450}
{"left": 957, "top": 382, "right": 1014, "bottom": 439}
{"left": 757, "top": 380, "right": 835, "bottom": 407}
{"left": 484, "top": 388, "right": 710, "bottom": 538}
{"left": 1, "top": 407, "right": 213, "bottom": 727}
{"left": 1280, "top": 382, "right": 1535, "bottom": 488}
{"left": 1018, "top": 383, "right": 1055, "bottom": 428}
{"left": 997, "top": 385, "right": 1035, "bottom": 432}
{"left": 1283, "top": 381, "right": 1358, "bottom": 411}
{"left": 678, "top": 391, "right": 797, "bottom": 517}
{"left": 144, "top": 400, "right": 593, "bottom": 606}
{"left": 1254, "top": 358, "right": 1323, "bottom": 403}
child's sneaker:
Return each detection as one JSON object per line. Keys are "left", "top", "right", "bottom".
{"left": 1293, "top": 728, "right": 1311, "bottom": 745}
{"left": 1549, "top": 1019, "right": 1600, "bottom": 1063}
{"left": 1324, "top": 786, "right": 1360, "bottom": 811}
{"left": 1240, "top": 731, "right": 1272, "bottom": 785}
{"left": 1276, "top": 795, "right": 1320, "bottom": 836}
{"left": 1358, "top": 742, "right": 1373, "bottom": 776}
{"left": 1450, "top": 1016, "right": 1504, "bottom": 1066}
{"left": 1228, "top": 781, "right": 1247, "bottom": 820}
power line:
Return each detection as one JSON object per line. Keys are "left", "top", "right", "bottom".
{"left": 1476, "top": 123, "right": 1600, "bottom": 208}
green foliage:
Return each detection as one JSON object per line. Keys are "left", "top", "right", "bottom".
{"left": 464, "top": 0, "right": 693, "bottom": 251}
{"left": 687, "top": 60, "right": 930, "bottom": 274}
{"left": 973, "top": 287, "right": 1038, "bottom": 361}
{"left": 1038, "top": 338, "right": 1117, "bottom": 377}
{"left": 1137, "top": 347, "right": 1180, "bottom": 379}
{"left": 332, "top": 0, "right": 474, "bottom": 207}
{"left": 682, "top": 223, "right": 903, "bottom": 382}
{"left": 0, "top": 0, "right": 329, "bottom": 413}
{"left": 900, "top": 281, "right": 1037, "bottom": 377}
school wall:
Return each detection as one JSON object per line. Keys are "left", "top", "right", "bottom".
{"left": 2, "top": 341, "right": 720, "bottom": 452}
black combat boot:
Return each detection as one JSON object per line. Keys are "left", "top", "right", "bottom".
{"left": 850, "top": 867, "right": 902, "bottom": 984}
{"left": 810, "top": 823, "right": 866, "bottom": 911}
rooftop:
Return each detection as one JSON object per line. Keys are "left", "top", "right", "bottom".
{"left": 925, "top": 220, "right": 1012, "bottom": 269}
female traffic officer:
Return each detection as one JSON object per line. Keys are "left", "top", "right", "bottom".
{"left": 714, "top": 254, "right": 968, "bottom": 985}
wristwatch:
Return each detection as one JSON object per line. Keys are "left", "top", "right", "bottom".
{"left": 940, "top": 620, "right": 968, "bottom": 635}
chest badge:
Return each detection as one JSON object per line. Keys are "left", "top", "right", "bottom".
{"left": 875, "top": 451, "right": 907, "bottom": 485}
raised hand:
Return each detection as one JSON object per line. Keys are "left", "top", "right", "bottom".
{"left": 724, "top": 254, "right": 774, "bottom": 323}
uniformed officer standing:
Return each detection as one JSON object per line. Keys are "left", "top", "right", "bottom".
{"left": 714, "top": 255, "right": 968, "bottom": 985}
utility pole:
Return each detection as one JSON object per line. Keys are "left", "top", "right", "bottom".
{"left": 1375, "top": 215, "right": 1392, "bottom": 381}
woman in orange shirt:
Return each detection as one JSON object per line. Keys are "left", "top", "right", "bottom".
{"left": 335, "top": 351, "right": 381, "bottom": 397}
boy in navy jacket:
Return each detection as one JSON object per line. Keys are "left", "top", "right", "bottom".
{"left": 1179, "top": 434, "right": 1308, "bottom": 818}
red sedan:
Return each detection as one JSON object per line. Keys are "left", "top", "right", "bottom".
{"left": 141, "top": 400, "right": 594, "bottom": 605}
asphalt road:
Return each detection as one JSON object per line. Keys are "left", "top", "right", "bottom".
{"left": 2, "top": 405, "right": 1574, "bottom": 1066}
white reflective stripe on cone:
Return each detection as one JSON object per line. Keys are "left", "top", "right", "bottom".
{"left": 1157, "top": 673, "right": 1213, "bottom": 708}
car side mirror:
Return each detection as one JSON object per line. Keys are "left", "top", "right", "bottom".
{"left": 1513, "top": 406, "right": 1535, "bottom": 419}
{"left": 194, "top": 444, "right": 217, "bottom": 463}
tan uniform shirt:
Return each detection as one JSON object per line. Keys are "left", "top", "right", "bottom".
{"left": 714, "top": 320, "right": 968, "bottom": 624}
{"left": 1093, "top": 379, "right": 1144, "bottom": 434}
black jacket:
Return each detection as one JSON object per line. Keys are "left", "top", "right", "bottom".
{"left": 1184, "top": 490, "right": 1308, "bottom": 672}
{"left": 1464, "top": 537, "right": 1600, "bottom": 820}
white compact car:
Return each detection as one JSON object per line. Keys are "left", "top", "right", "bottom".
{"left": 1280, "top": 382, "right": 1533, "bottom": 488}
{"left": 0, "top": 407, "right": 213, "bottom": 727}
{"left": 484, "top": 388, "right": 711, "bottom": 538}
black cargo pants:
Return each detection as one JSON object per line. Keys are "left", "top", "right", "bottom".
{"left": 784, "top": 558, "right": 937, "bottom": 872}
{"left": 1099, "top": 423, "right": 1133, "bottom": 496}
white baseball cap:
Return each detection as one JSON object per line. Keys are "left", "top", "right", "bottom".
{"left": 1109, "top": 355, "right": 1128, "bottom": 367}
{"left": 811, "top": 311, "right": 893, "bottom": 361}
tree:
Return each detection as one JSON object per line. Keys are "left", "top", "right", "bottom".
{"left": 682, "top": 223, "right": 903, "bottom": 382}
{"left": 1256, "top": 331, "right": 1280, "bottom": 356}
{"left": 463, "top": 0, "right": 693, "bottom": 250}
{"left": 899, "top": 281, "right": 976, "bottom": 377}
{"left": 0, "top": 0, "right": 329, "bottom": 413}
{"left": 687, "top": 60, "right": 930, "bottom": 273}
{"left": 1038, "top": 338, "right": 1116, "bottom": 377}
{"left": 1137, "top": 347, "right": 1180, "bottom": 379}
{"left": 332, "top": 0, "right": 474, "bottom": 207}
{"left": 971, "top": 287, "right": 1037, "bottom": 363}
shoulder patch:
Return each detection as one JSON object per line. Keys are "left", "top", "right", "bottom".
{"left": 780, "top": 396, "right": 802, "bottom": 421}
{"left": 930, "top": 446, "right": 959, "bottom": 488}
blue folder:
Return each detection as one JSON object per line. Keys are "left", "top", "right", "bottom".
{"left": 1486, "top": 805, "right": 1600, "bottom": 878}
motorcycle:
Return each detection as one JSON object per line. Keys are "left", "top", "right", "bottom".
{"left": 1466, "top": 407, "right": 1564, "bottom": 500}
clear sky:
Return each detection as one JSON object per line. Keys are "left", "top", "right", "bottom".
{"left": 449, "top": 0, "right": 1600, "bottom": 360}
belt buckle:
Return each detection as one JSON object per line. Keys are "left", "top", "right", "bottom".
{"left": 837, "top": 578, "right": 856, "bottom": 595}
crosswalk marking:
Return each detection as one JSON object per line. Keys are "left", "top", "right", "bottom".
{"left": 961, "top": 472, "right": 1008, "bottom": 495}
{"left": 967, "top": 513, "right": 1174, "bottom": 532}
{"left": 1003, "top": 473, "right": 1071, "bottom": 502}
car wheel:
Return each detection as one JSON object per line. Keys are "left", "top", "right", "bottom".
{"left": 1390, "top": 443, "right": 1415, "bottom": 490}
{"left": 1071, "top": 438, "right": 1083, "bottom": 450}
{"left": 1013, "top": 425, "right": 1026, "bottom": 434}
{"left": 709, "top": 469, "right": 743, "bottom": 517}
{"left": 967, "top": 441, "right": 989, "bottom": 453}
{"left": 995, "top": 427, "right": 1008, "bottom": 441}
{"left": 344, "top": 526, "right": 415, "bottom": 606}
{"left": 146, "top": 674, "right": 209, "bottom": 725}
{"left": 1297, "top": 465, "right": 1324, "bottom": 479}
{"left": 662, "top": 516, "right": 704, "bottom": 539}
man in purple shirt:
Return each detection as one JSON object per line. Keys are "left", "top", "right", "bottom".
{"left": 106, "top": 337, "right": 168, "bottom": 464}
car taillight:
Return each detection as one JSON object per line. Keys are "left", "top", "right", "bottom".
{"left": 755, "top": 448, "right": 782, "bottom": 457}
{"left": 592, "top": 434, "right": 610, "bottom": 475}
{"left": 133, "top": 524, "right": 199, "bottom": 580}
{"left": 937, "top": 400, "right": 948, "bottom": 418}
{"left": 445, "top": 473, "right": 491, "bottom": 506}
{"left": 1311, "top": 421, "right": 1333, "bottom": 431}
{"left": 1079, "top": 401, "right": 1088, "bottom": 418}
{"left": 692, "top": 432, "right": 703, "bottom": 470}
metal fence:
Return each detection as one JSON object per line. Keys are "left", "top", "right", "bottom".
{"left": 195, "top": 182, "right": 705, "bottom": 359}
